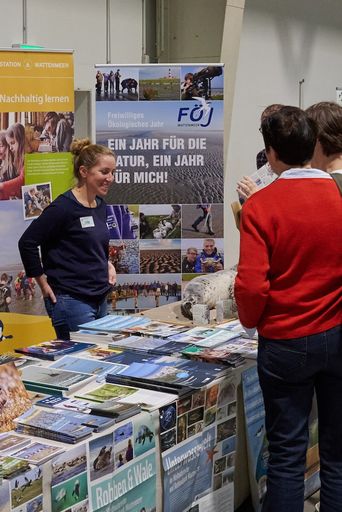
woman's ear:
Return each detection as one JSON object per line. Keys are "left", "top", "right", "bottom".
{"left": 79, "top": 165, "right": 88, "bottom": 179}
{"left": 266, "top": 146, "right": 289, "bottom": 175}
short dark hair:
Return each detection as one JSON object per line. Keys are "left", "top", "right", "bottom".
{"left": 261, "top": 106, "right": 317, "bottom": 166}
{"left": 306, "top": 101, "right": 342, "bottom": 156}
{"left": 260, "top": 103, "right": 283, "bottom": 122}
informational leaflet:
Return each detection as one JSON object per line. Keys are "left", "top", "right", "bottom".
{"left": 88, "top": 411, "right": 158, "bottom": 512}
{"left": 160, "top": 374, "right": 238, "bottom": 512}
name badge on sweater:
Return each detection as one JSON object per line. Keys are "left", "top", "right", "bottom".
{"left": 80, "top": 216, "right": 95, "bottom": 228}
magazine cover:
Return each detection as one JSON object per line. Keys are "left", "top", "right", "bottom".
{"left": 76, "top": 382, "right": 175, "bottom": 411}
{"left": 124, "top": 321, "right": 188, "bottom": 338}
{"left": 104, "top": 350, "right": 156, "bottom": 365}
{"left": 0, "top": 455, "right": 30, "bottom": 477}
{"left": 146, "top": 340, "right": 193, "bottom": 356}
{"left": 176, "top": 326, "right": 240, "bottom": 347}
{"left": 0, "top": 352, "right": 25, "bottom": 365}
{"left": 78, "top": 315, "right": 151, "bottom": 332}
{"left": 214, "top": 338, "right": 258, "bottom": 359}
{"left": 217, "top": 319, "right": 245, "bottom": 333}
{"left": 75, "top": 383, "right": 138, "bottom": 403}
{"left": 90, "top": 401, "right": 140, "bottom": 421}
{"left": 20, "top": 366, "right": 95, "bottom": 391}
{"left": 106, "top": 354, "right": 230, "bottom": 389}
{"left": 71, "top": 328, "right": 125, "bottom": 343}
{"left": 49, "top": 355, "right": 116, "bottom": 380}
{"left": 15, "top": 407, "right": 94, "bottom": 443}
{"left": 192, "top": 331, "right": 241, "bottom": 348}
{"left": 14, "top": 340, "right": 97, "bottom": 360}
{"left": 11, "top": 441, "right": 64, "bottom": 464}
{"left": 0, "top": 432, "right": 31, "bottom": 454}
{"left": 61, "top": 410, "right": 116, "bottom": 433}
{"left": 110, "top": 337, "right": 192, "bottom": 356}
{"left": 36, "top": 395, "right": 93, "bottom": 413}
{"left": 0, "top": 362, "right": 32, "bottom": 432}
{"left": 81, "top": 346, "right": 123, "bottom": 361}
{"left": 182, "top": 345, "right": 246, "bottom": 368}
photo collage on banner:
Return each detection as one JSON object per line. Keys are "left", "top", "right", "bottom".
{"left": 95, "top": 64, "right": 224, "bottom": 314}
{"left": 0, "top": 50, "right": 74, "bottom": 336}
{"left": 159, "top": 375, "right": 237, "bottom": 512}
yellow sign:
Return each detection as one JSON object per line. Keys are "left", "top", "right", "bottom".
{"left": 0, "top": 50, "right": 74, "bottom": 112}
{"left": 0, "top": 313, "right": 55, "bottom": 352}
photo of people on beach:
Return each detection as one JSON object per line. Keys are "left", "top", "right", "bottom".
{"left": 95, "top": 66, "right": 139, "bottom": 102}
{"left": 108, "top": 273, "right": 181, "bottom": 311}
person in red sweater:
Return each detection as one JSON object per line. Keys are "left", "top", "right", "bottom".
{"left": 235, "top": 106, "right": 342, "bottom": 512}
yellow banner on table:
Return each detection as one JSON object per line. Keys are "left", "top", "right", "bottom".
{"left": 0, "top": 50, "right": 74, "bottom": 112}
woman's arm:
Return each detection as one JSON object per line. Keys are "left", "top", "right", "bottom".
{"left": 108, "top": 261, "right": 117, "bottom": 285}
{"left": 18, "top": 200, "right": 67, "bottom": 278}
{"left": 35, "top": 275, "right": 56, "bottom": 302}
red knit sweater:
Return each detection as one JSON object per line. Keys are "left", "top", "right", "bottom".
{"left": 235, "top": 169, "right": 342, "bottom": 339}
{"left": 0, "top": 166, "right": 24, "bottom": 200}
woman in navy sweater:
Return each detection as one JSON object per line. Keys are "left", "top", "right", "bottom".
{"left": 19, "top": 139, "right": 116, "bottom": 340}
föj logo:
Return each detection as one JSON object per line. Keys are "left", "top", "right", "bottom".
{"left": 178, "top": 100, "right": 213, "bottom": 127}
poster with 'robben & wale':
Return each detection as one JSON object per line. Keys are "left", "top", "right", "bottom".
{"left": 95, "top": 64, "right": 224, "bottom": 314}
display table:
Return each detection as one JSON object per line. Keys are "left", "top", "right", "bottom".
{"left": 141, "top": 301, "right": 251, "bottom": 509}
{"left": 0, "top": 374, "right": 249, "bottom": 512}
{"left": 1, "top": 303, "right": 317, "bottom": 512}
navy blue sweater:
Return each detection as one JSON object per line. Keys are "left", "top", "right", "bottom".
{"left": 18, "top": 191, "right": 111, "bottom": 301}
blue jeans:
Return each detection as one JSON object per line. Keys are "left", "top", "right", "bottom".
{"left": 44, "top": 294, "right": 108, "bottom": 340}
{"left": 258, "top": 324, "right": 342, "bottom": 512}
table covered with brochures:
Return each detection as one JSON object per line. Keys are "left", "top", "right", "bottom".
{"left": 0, "top": 308, "right": 319, "bottom": 512}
